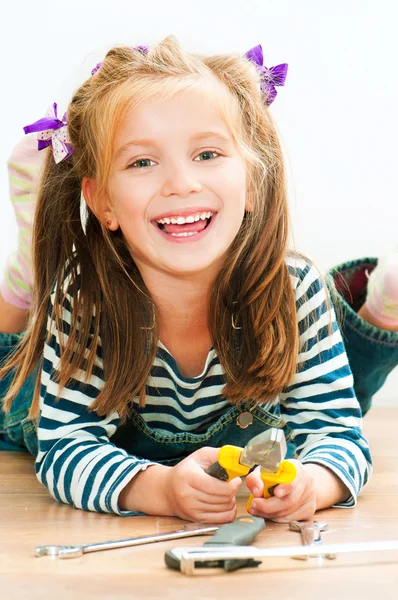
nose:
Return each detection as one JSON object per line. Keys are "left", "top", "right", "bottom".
{"left": 160, "top": 159, "right": 202, "bottom": 198}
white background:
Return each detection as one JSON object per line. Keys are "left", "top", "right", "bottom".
{"left": 0, "top": 0, "right": 397, "bottom": 403}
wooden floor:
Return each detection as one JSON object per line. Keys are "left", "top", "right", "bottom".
{"left": 1, "top": 407, "right": 398, "bottom": 599}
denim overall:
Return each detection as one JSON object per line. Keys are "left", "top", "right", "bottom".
{"left": 0, "top": 333, "right": 39, "bottom": 455}
{"left": 1, "top": 257, "right": 398, "bottom": 457}
{"left": 111, "top": 400, "right": 294, "bottom": 466}
{"left": 0, "top": 333, "right": 295, "bottom": 461}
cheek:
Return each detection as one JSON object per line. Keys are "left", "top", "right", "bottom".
{"left": 227, "top": 179, "right": 248, "bottom": 215}
{"left": 225, "top": 163, "right": 247, "bottom": 200}
{"left": 111, "top": 185, "right": 146, "bottom": 224}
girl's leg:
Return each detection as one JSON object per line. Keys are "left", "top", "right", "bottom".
{"left": 0, "top": 137, "right": 42, "bottom": 453}
{"left": 358, "top": 246, "right": 398, "bottom": 332}
{"left": 0, "top": 332, "right": 37, "bottom": 454}
{"left": 327, "top": 256, "right": 398, "bottom": 416}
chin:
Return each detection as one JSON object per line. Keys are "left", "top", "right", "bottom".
{"left": 164, "top": 256, "right": 224, "bottom": 277}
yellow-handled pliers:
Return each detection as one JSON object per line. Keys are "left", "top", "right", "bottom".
{"left": 206, "top": 428, "right": 296, "bottom": 511}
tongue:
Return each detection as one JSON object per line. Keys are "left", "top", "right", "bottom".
{"left": 162, "top": 219, "right": 208, "bottom": 234}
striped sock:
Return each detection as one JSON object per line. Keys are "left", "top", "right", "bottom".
{"left": 366, "top": 246, "right": 398, "bottom": 328}
{"left": 0, "top": 136, "right": 43, "bottom": 309}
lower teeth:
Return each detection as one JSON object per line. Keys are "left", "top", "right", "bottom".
{"left": 170, "top": 231, "right": 199, "bottom": 237}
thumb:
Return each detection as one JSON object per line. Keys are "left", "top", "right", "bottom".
{"left": 245, "top": 468, "right": 264, "bottom": 497}
{"left": 194, "top": 445, "right": 221, "bottom": 467}
{"left": 229, "top": 476, "right": 243, "bottom": 492}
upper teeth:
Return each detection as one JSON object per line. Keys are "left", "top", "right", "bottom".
{"left": 156, "top": 211, "right": 214, "bottom": 225}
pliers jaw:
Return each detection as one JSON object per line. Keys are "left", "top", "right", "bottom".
{"left": 241, "top": 428, "right": 287, "bottom": 472}
{"left": 206, "top": 427, "right": 295, "bottom": 509}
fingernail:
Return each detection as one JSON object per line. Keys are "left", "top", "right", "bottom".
{"left": 250, "top": 501, "right": 257, "bottom": 511}
{"left": 277, "top": 488, "right": 287, "bottom": 497}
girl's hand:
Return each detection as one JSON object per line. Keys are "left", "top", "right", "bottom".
{"left": 245, "top": 459, "right": 316, "bottom": 522}
{"left": 165, "top": 447, "right": 242, "bottom": 523}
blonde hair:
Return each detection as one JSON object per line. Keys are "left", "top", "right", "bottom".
{"left": 1, "top": 35, "right": 298, "bottom": 419}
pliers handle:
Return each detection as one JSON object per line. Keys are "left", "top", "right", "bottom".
{"left": 206, "top": 445, "right": 252, "bottom": 481}
{"left": 206, "top": 444, "right": 297, "bottom": 513}
{"left": 246, "top": 460, "right": 296, "bottom": 511}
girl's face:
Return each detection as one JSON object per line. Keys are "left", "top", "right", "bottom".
{"left": 104, "top": 89, "right": 250, "bottom": 280}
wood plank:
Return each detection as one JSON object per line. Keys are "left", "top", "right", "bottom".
{"left": 1, "top": 407, "right": 398, "bottom": 599}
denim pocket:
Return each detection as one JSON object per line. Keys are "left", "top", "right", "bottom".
{"left": 2, "top": 409, "right": 27, "bottom": 449}
{"left": 253, "top": 400, "right": 295, "bottom": 447}
{"left": 251, "top": 401, "right": 284, "bottom": 428}
{"left": 21, "top": 416, "right": 38, "bottom": 456}
{"left": 1, "top": 367, "right": 38, "bottom": 454}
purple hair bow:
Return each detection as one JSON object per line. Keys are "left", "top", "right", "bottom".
{"left": 23, "top": 103, "right": 72, "bottom": 164}
{"left": 245, "top": 45, "right": 288, "bottom": 106}
{"left": 91, "top": 44, "right": 149, "bottom": 76}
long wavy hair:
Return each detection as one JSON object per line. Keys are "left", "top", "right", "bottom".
{"left": 1, "top": 36, "right": 299, "bottom": 419}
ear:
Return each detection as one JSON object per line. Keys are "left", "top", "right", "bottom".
{"left": 82, "top": 177, "right": 120, "bottom": 231}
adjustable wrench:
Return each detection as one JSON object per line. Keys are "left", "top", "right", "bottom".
{"left": 36, "top": 525, "right": 219, "bottom": 559}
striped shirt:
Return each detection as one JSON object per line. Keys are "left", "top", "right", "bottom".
{"left": 36, "top": 256, "right": 372, "bottom": 515}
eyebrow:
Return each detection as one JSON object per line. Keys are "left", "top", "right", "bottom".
{"left": 115, "top": 131, "right": 232, "bottom": 159}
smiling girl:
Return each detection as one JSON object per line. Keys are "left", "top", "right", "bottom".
{"left": 0, "top": 38, "right": 373, "bottom": 522}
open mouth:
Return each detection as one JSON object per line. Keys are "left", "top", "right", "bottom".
{"left": 153, "top": 211, "right": 216, "bottom": 238}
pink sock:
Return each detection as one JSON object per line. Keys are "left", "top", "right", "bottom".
{"left": 366, "top": 246, "right": 398, "bottom": 328}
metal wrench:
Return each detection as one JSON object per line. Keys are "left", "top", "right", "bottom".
{"left": 289, "top": 520, "right": 336, "bottom": 560}
{"left": 36, "top": 525, "right": 218, "bottom": 559}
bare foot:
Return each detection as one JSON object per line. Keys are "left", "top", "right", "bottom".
{"left": 358, "top": 302, "right": 398, "bottom": 332}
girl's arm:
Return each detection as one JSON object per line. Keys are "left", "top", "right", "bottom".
{"left": 279, "top": 258, "right": 372, "bottom": 507}
{"left": 281, "top": 258, "right": 372, "bottom": 508}
{"left": 37, "top": 324, "right": 156, "bottom": 515}
{"left": 35, "top": 286, "right": 160, "bottom": 515}
{"left": 0, "top": 136, "right": 43, "bottom": 323}
{"left": 246, "top": 257, "right": 372, "bottom": 520}
{"left": 36, "top": 287, "right": 239, "bottom": 521}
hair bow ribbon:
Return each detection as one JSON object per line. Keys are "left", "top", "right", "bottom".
{"left": 91, "top": 44, "right": 149, "bottom": 76}
{"left": 245, "top": 45, "right": 288, "bottom": 106}
{"left": 23, "top": 103, "right": 72, "bottom": 164}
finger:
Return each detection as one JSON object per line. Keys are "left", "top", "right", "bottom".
{"left": 248, "top": 485, "right": 304, "bottom": 516}
{"left": 265, "top": 478, "right": 304, "bottom": 506}
{"left": 249, "top": 489, "right": 314, "bottom": 520}
{"left": 196, "top": 497, "right": 237, "bottom": 512}
{"left": 270, "top": 499, "right": 317, "bottom": 523}
{"left": 245, "top": 467, "right": 263, "bottom": 496}
{"left": 272, "top": 483, "right": 295, "bottom": 499}
{"left": 248, "top": 495, "right": 288, "bottom": 516}
{"left": 198, "top": 451, "right": 223, "bottom": 469}
{"left": 250, "top": 483, "right": 300, "bottom": 511}
{"left": 268, "top": 482, "right": 313, "bottom": 518}
{"left": 193, "top": 506, "right": 238, "bottom": 524}
{"left": 229, "top": 477, "right": 243, "bottom": 493}
{"left": 192, "top": 491, "right": 238, "bottom": 508}
{"left": 193, "top": 474, "right": 242, "bottom": 497}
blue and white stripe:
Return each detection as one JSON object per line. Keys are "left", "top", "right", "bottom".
{"left": 35, "top": 255, "right": 372, "bottom": 515}
{"left": 282, "top": 255, "right": 372, "bottom": 507}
